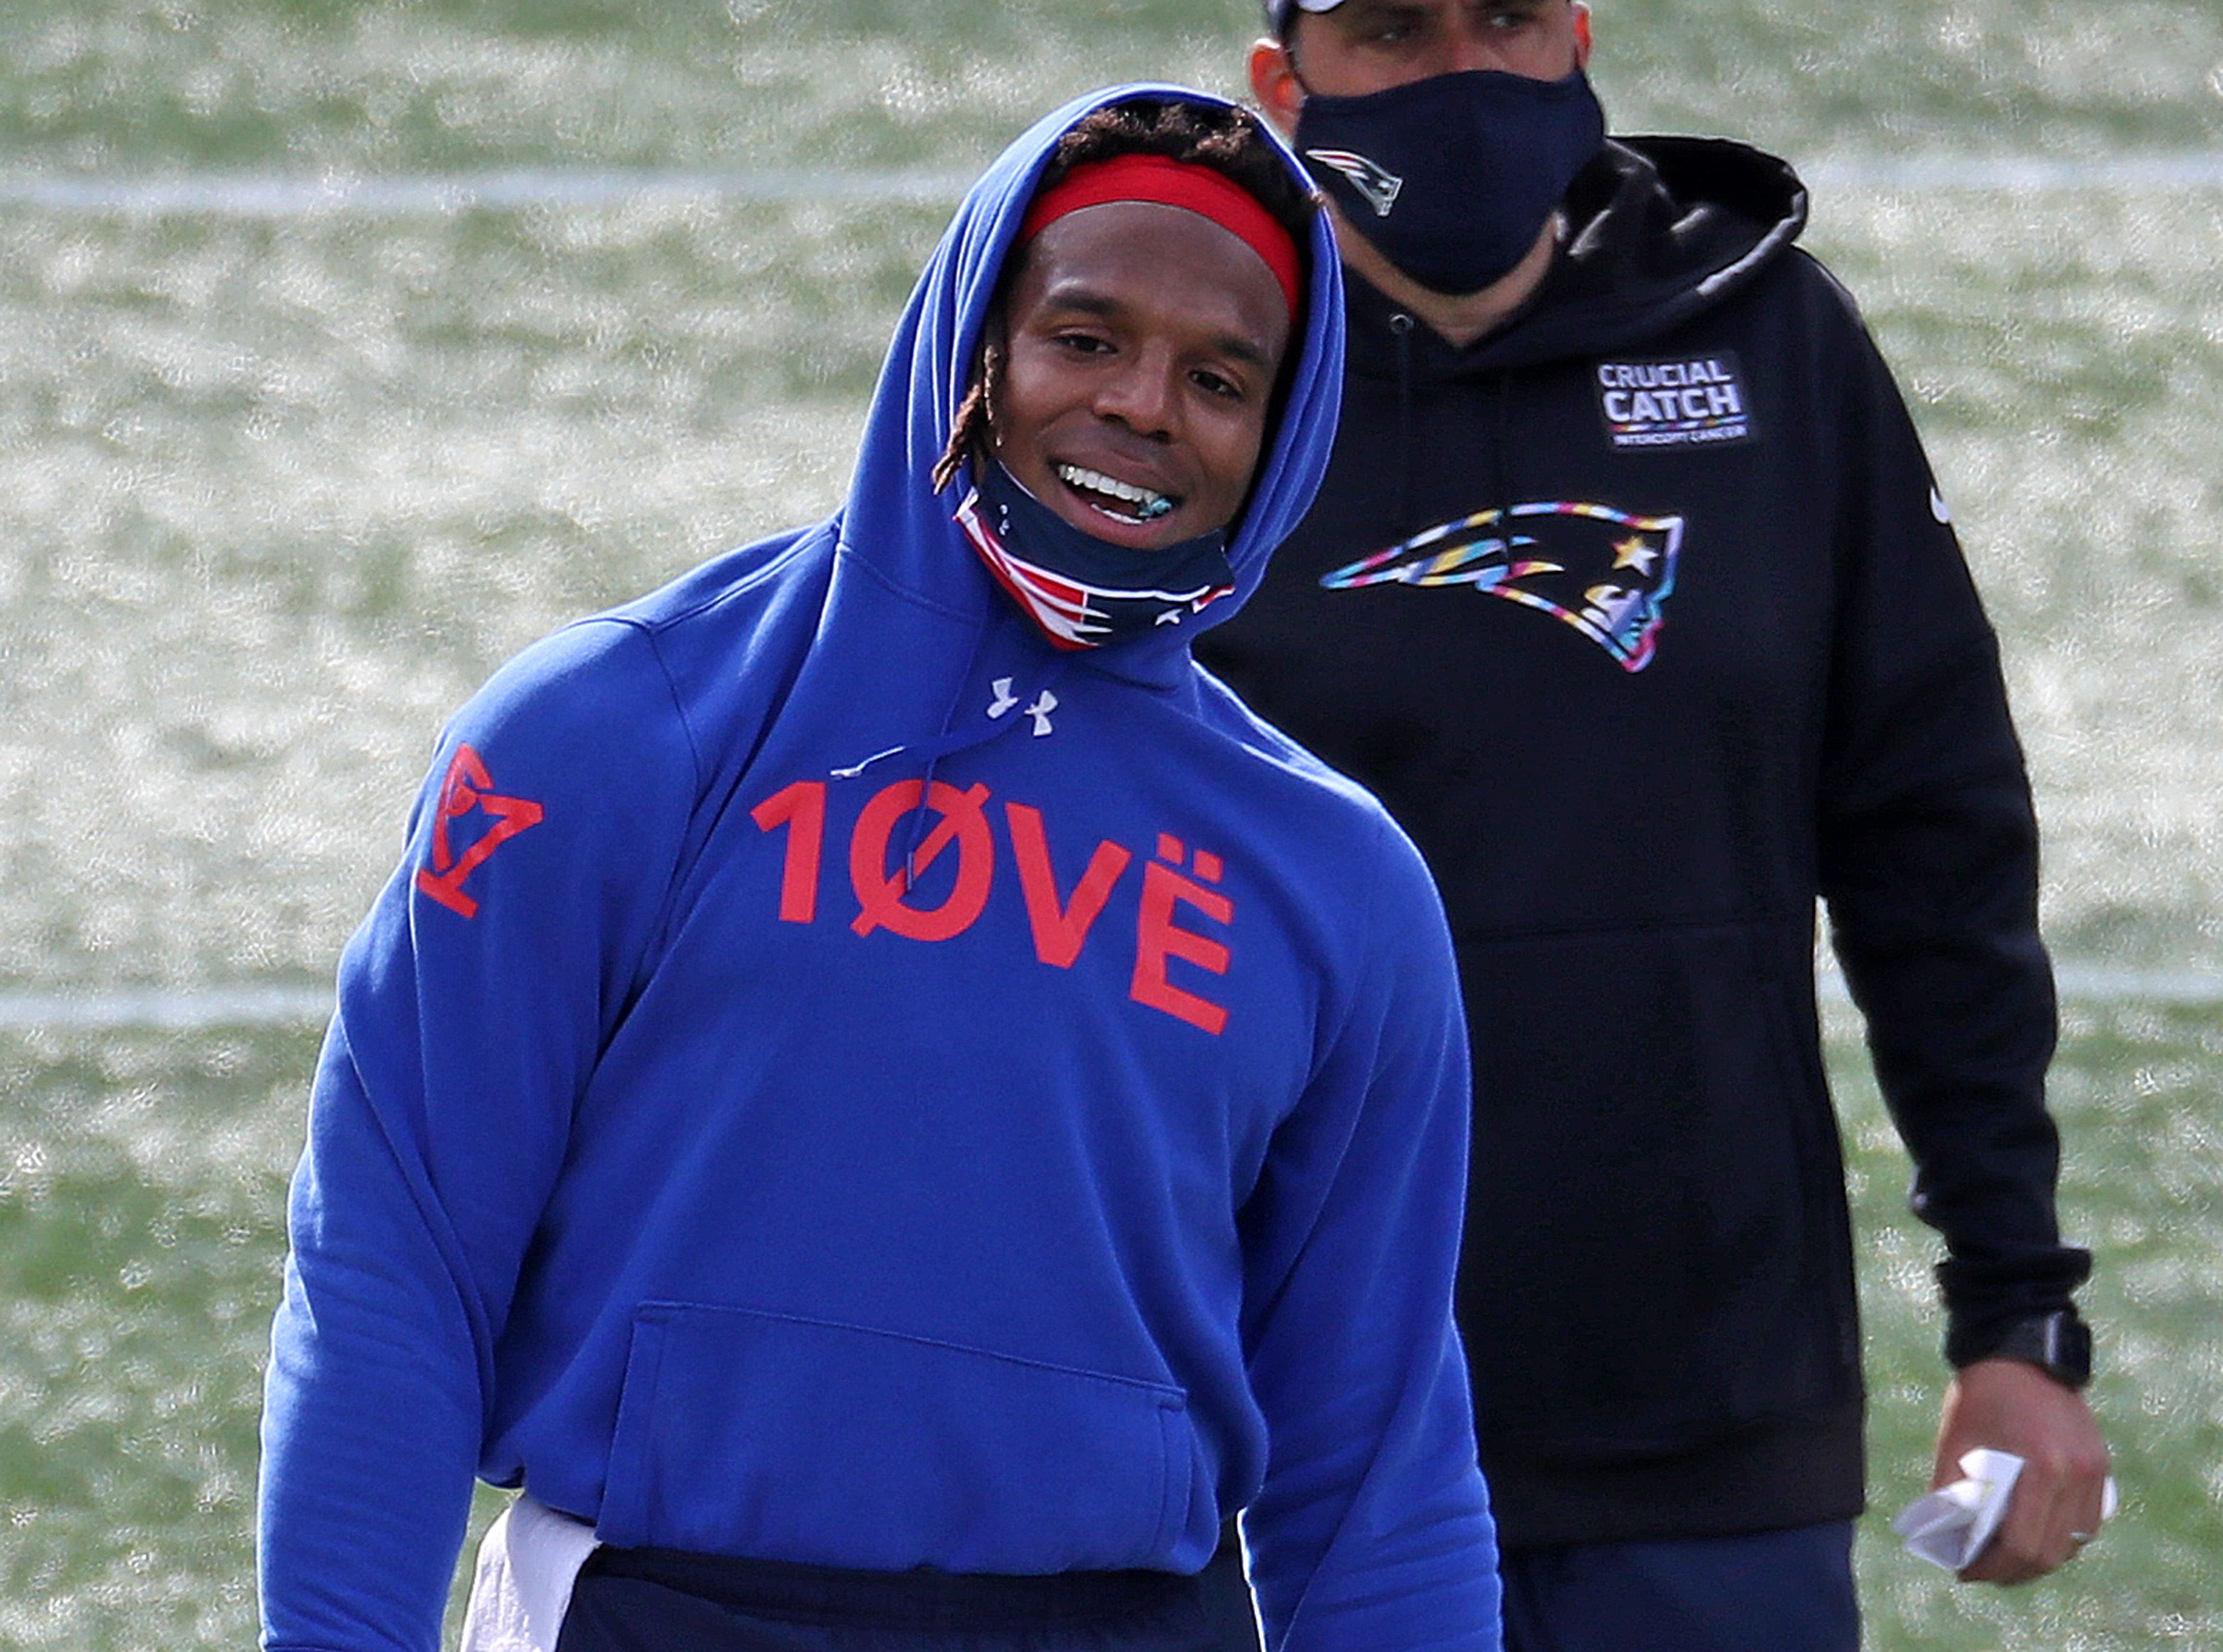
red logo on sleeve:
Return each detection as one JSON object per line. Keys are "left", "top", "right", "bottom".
{"left": 414, "top": 744, "right": 544, "bottom": 919}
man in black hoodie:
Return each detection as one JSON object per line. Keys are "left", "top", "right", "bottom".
{"left": 1199, "top": 2, "right": 2111, "bottom": 1646}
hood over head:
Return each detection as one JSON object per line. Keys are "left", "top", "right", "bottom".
{"left": 834, "top": 84, "right": 1345, "bottom": 668}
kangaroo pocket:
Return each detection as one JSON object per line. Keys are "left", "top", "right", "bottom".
{"left": 1456, "top": 920, "right": 1859, "bottom": 1461}
{"left": 597, "top": 1303, "right": 1193, "bottom": 1572}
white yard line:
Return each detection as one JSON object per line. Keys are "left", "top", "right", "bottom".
{"left": 1816, "top": 965, "right": 2223, "bottom": 1007}
{"left": 1802, "top": 152, "right": 2223, "bottom": 191}
{"left": 0, "top": 964, "right": 2216, "bottom": 1030}
{"left": 0, "top": 985, "right": 334, "bottom": 1031}
{"left": 1, "top": 153, "right": 2220, "bottom": 216}
{"left": 0, "top": 168, "right": 977, "bottom": 216}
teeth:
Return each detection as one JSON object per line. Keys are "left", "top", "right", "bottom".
{"left": 1056, "top": 463, "right": 1172, "bottom": 517}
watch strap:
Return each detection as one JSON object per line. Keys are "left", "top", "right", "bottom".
{"left": 1964, "top": 1308, "right": 2093, "bottom": 1388}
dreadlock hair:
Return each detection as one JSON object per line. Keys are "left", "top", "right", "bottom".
{"left": 931, "top": 99, "right": 1320, "bottom": 493}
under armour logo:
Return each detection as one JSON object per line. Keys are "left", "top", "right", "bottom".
{"left": 1024, "top": 691, "right": 1057, "bottom": 736}
{"left": 986, "top": 677, "right": 1019, "bottom": 718}
{"left": 1305, "top": 148, "right": 1403, "bottom": 217}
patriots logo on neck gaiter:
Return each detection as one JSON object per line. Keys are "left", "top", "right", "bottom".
{"left": 956, "top": 464, "right": 1235, "bottom": 652}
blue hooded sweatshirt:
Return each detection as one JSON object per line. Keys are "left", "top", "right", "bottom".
{"left": 259, "top": 85, "right": 1499, "bottom": 1652}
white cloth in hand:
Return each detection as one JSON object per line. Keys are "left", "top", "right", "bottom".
{"left": 1892, "top": 1448, "right": 2119, "bottom": 1571}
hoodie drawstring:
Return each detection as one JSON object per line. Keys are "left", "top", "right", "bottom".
{"left": 901, "top": 658, "right": 1068, "bottom": 886}
{"left": 828, "top": 621, "right": 1070, "bottom": 891}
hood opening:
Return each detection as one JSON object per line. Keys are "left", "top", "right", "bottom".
{"left": 835, "top": 84, "right": 1343, "bottom": 666}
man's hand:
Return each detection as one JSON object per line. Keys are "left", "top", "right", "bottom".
{"left": 1934, "top": 1357, "right": 2110, "bottom": 1585}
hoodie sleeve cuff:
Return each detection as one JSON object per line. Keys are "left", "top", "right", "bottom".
{"left": 1938, "top": 1246, "right": 2094, "bottom": 1368}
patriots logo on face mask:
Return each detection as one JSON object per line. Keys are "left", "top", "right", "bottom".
{"left": 1320, "top": 501, "right": 1685, "bottom": 672}
{"left": 1303, "top": 148, "right": 1403, "bottom": 217}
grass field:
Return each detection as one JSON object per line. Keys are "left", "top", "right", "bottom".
{"left": 2, "top": 1, "right": 2220, "bottom": 1646}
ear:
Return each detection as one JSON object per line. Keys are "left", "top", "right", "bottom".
{"left": 1248, "top": 37, "right": 1303, "bottom": 137}
{"left": 1572, "top": 2, "right": 1593, "bottom": 69}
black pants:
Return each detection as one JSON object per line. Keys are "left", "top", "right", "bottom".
{"left": 1499, "top": 1521, "right": 1859, "bottom": 1652}
{"left": 557, "top": 1530, "right": 1261, "bottom": 1652}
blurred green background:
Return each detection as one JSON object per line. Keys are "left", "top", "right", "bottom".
{"left": 1, "top": 2, "right": 2219, "bottom": 1647}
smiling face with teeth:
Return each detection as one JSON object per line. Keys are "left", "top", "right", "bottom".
{"left": 988, "top": 199, "right": 1295, "bottom": 554}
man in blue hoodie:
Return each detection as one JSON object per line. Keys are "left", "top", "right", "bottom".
{"left": 258, "top": 87, "right": 1501, "bottom": 1652}
{"left": 1200, "top": 3, "right": 2110, "bottom": 1649}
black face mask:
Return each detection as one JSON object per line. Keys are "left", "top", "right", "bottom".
{"left": 956, "top": 463, "right": 1237, "bottom": 651}
{"left": 1294, "top": 68, "right": 1606, "bottom": 296}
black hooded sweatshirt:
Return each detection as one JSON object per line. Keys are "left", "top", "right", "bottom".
{"left": 1198, "top": 138, "right": 2092, "bottom": 1549}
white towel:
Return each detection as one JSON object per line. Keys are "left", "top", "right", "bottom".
{"left": 459, "top": 1495, "right": 602, "bottom": 1652}
{"left": 1891, "top": 1448, "right": 2119, "bottom": 1571}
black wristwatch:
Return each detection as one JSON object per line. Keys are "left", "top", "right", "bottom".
{"left": 1969, "top": 1309, "right": 2093, "bottom": 1389}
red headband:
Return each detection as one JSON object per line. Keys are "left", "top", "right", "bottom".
{"left": 1017, "top": 153, "right": 1305, "bottom": 321}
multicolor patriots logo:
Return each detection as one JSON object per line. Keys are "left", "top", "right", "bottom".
{"left": 1318, "top": 501, "right": 1685, "bottom": 672}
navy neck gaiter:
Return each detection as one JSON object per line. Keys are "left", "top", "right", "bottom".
{"left": 956, "top": 462, "right": 1237, "bottom": 652}
{"left": 1294, "top": 67, "right": 1606, "bottom": 296}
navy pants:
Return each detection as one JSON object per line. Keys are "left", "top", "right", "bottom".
{"left": 556, "top": 1537, "right": 1260, "bottom": 1652}
{"left": 1500, "top": 1521, "right": 1859, "bottom": 1652}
